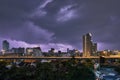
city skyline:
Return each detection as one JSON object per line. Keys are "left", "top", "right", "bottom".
{"left": 0, "top": 33, "right": 117, "bottom": 53}
{"left": 0, "top": 0, "right": 120, "bottom": 51}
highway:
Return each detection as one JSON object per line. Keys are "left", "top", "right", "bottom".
{"left": 0, "top": 56, "right": 120, "bottom": 59}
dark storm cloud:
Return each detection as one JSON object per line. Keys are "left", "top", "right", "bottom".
{"left": 0, "top": 0, "right": 42, "bottom": 21}
{"left": 30, "top": 0, "right": 120, "bottom": 48}
{"left": 0, "top": 0, "right": 55, "bottom": 44}
{"left": 0, "top": 0, "right": 120, "bottom": 50}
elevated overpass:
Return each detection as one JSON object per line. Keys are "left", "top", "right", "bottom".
{"left": 0, "top": 56, "right": 120, "bottom": 59}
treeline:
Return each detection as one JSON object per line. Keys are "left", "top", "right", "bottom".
{"left": 0, "top": 59, "right": 95, "bottom": 80}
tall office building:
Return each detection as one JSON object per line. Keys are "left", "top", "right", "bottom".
{"left": 91, "top": 43, "right": 97, "bottom": 56}
{"left": 92, "top": 43, "right": 97, "bottom": 53}
{"left": 2, "top": 40, "right": 10, "bottom": 51}
{"left": 83, "top": 33, "right": 92, "bottom": 57}
{"left": 83, "top": 33, "right": 97, "bottom": 57}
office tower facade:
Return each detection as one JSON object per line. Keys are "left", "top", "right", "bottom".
{"left": 2, "top": 40, "right": 9, "bottom": 51}
{"left": 26, "top": 48, "right": 34, "bottom": 55}
{"left": 92, "top": 43, "right": 97, "bottom": 53}
{"left": 33, "top": 47, "right": 42, "bottom": 56}
{"left": 11, "top": 47, "right": 25, "bottom": 55}
{"left": 83, "top": 33, "right": 97, "bottom": 57}
{"left": 83, "top": 33, "right": 92, "bottom": 57}
{"left": 26, "top": 47, "right": 42, "bottom": 56}
{"left": 91, "top": 43, "right": 97, "bottom": 56}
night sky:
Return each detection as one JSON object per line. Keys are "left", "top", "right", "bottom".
{"left": 0, "top": 0, "right": 120, "bottom": 51}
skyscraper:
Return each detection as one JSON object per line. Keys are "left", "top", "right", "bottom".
{"left": 83, "top": 33, "right": 98, "bottom": 57}
{"left": 2, "top": 40, "right": 9, "bottom": 51}
{"left": 83, "top": 33, "right": 92, "bottom": 57}
{"left": 92, "top": 43, "right": 97, "bottom": 52}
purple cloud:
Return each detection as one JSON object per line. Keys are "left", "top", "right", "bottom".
{"left": 0, "top": 0, "right": 120, "bottom": 51}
